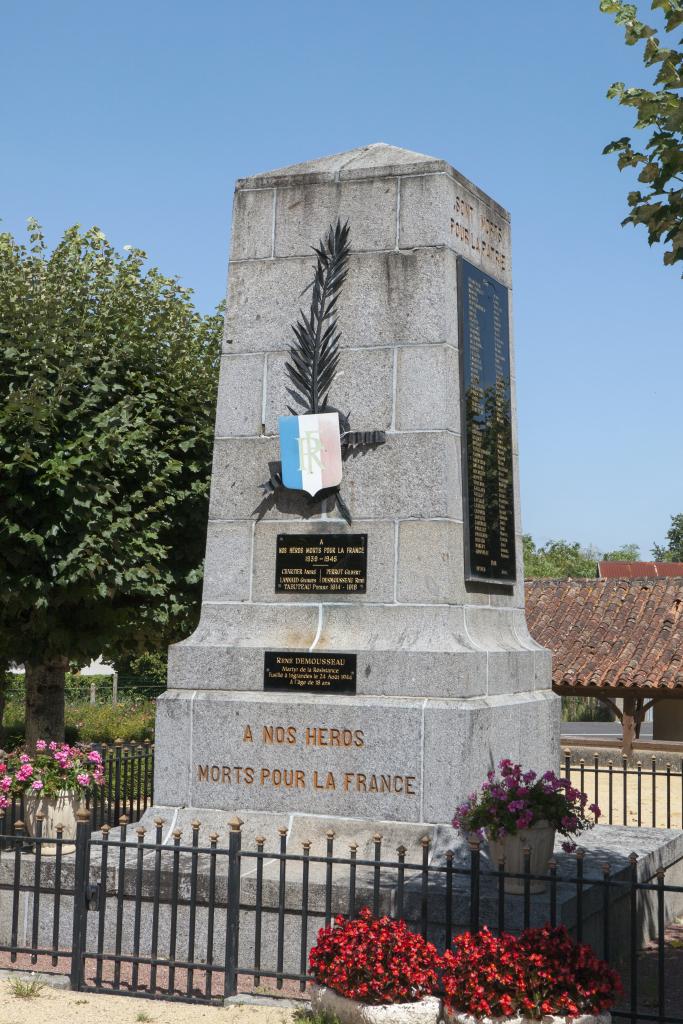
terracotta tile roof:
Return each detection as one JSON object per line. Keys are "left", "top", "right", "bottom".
{"left": 525, "top": 578, "right": 683, "bottom": 693}
{"left": 598, "top": 561, "right": 683, "bottom": 579}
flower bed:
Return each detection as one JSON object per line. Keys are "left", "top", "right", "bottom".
{"left": 441, "top": 925, "right": 621, "bottom": 1021}
{"left": 309, "top": 907, "right": 439, "bottom": 1005}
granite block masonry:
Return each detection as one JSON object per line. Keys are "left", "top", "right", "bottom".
{"left": 155, "top": 143, "right": 560, "bottom": 825}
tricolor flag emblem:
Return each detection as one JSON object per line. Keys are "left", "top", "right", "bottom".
{"left": 278, "top": 413, "right": 343, "bottom": 496}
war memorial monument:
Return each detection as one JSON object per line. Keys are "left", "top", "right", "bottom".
{"left": 4, "top": 147, "right": 682, "bottom": 977}
{"left": 153, "top": 142, "right": 560, "bottom": 829}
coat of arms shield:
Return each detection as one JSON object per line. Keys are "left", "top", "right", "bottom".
{"left": 278, "top": 412, "right": 343, "bottom": 496}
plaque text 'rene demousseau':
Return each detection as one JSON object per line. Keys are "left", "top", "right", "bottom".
{"left": 264, "top": 652, "right": 357, "bottom": 694}
{"left": 275, "top": 534, "right": 367, "bottom": 593}
{"left": 458, "top": 257, "right": 516, "bottom": 583}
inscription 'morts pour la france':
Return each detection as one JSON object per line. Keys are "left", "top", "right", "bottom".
{"left": 458, "top": 258, "right": 516, "bottom": 583}
{"left": 275, "top": 534, "right": 367, "bottom": 594}
{"left": 264, "top": 652, "right": 357, "bottom": 694}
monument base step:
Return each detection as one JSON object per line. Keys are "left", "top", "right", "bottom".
{"left": 2, "top": 815, "right": 680, "bottom": 979}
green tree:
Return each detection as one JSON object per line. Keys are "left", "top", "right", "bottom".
{"left": 601, "top": 0, "right": 683, "bottom": 271}
{"left": 652, "top": 512, "right": 683, "bottom": 558}
{"left": 523, "top": 536, "right": 600, "bottom": 578}
{"left": 602, "top": 542, "right": 641, "bottom": 560}
{"left": 0, "top": 220, "right": 221, "bottom": 746}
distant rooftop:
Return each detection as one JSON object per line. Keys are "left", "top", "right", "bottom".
{"left": 598, "top": 561, "right": 683, "bottom": 579}
{"left": 526, "top": 577, "right": 683, "bottom": 694}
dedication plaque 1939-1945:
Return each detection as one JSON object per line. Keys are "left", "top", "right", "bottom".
{"left": 275, "top": 534, "right": 367, "bottom": 594}
{"left": 458, "top": 257, "right": 516, "bottom": 583}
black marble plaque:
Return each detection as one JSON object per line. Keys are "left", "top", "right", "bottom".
{"left": 263, "top": 652, "right": 357, "bottom": 694}
{"left": 275, "top": 534, "right": 367, "bottom": 594}
{"left": 458, "top": 258, "right": 516, "bottom": 583}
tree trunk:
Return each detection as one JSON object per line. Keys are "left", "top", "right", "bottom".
{"left": 24, "top": 657, "right": 68, "bottom": 748}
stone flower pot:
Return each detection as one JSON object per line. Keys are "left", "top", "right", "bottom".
{"left": 23, "top": 789, "right": 82, "bottom": 843}
{"left": 486, "top": 820, "right": 556, "bottom": 893}
{"left": 445, "top": 1011, "right": 611, "bottom": 1024}
{"left": 310, "top": 984, "right": 441, "bottom": 1024}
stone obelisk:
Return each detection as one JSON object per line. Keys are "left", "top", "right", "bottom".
{"left": 153, "top": 143, "right": 559, "bottom": 825}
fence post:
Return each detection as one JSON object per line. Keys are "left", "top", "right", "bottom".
{"left": 224, "top": 816, "right": 243, "bottom": 998}
{"left": 113, "top": 739, "right": 123, "bottom": 825}
{"left": 70, "top": 810, "right": 91, "bottom": 991}
{"left": 468, "top": 837, "right": 480, "bottom": 934}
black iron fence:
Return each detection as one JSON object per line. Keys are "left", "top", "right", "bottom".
{"left": 564, "top": 749, "right": 683, "bottom": 830}
{"left": 0, "top": 813, "right": 682, "bottom": 1022}
{"left": 0, "top": 742, "right": 154, "bottom": 846}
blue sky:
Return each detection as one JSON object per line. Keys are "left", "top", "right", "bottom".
{"left": 1, "top": 1, "right": 680, "bottom": 559}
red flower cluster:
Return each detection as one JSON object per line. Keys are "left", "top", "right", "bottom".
{"left": 441, "top": 925, "right": 622, "bottom": 1019}
{"left": 309, "top": 907, "right": 439, "bottom": 1005}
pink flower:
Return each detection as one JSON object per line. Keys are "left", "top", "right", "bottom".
{"left": 76, "top": 773, "right": 91, "bottom": 787}
{"left": 31, "top": 780, "right": 43, "bottom": 791}
{"left": 35, "top": 740, "right": 47, "bottom": 751}
{"left": 48, "top": 741, "right": 57, "bottom": 751}
{"left": 0, "top": 796, "right": 8, "bottom": 810}
{"left": 87, "top": 751, "right": 102, "bottom": 764}
{"left": 1, "top": 777, "right": 12, "bottom": 792}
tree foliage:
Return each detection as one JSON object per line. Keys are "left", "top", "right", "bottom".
{"left": 523, "top": 537, "right": 641, "bottom": 577}
{"left": 652, "top": 512, "right": 683, "bottom": 558}
{"left": 523, "top": 536, "right": 600, "bottom": 578}
{"left": 0, "top": 220, "right": 222, "bottom": 742}
{"left": 601, "top": 542, "right": 641, "bottom": 560}
{"left": 601, "top": 0, "right": 683, "bottom": 270}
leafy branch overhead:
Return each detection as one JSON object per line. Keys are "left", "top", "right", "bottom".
{"left": 286, "top": 219, "right": 350, "bottom": 414}
{"left": 601, "top": 0, "right": 683, "bottom": 271}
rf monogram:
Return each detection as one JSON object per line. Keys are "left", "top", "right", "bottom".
{"left": 297, "top": 430, "right": 324, "bottom": 473}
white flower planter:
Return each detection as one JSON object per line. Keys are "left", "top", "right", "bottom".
{"left": 23, "top": 789, "right": 82, "bottom": 842}
{"left": 486, "top": 820, "right": 556, "bottom": 893}
{"left": 310, "top": 984, "right": 441, "bottom": 1024}
{"left": 445, "top": 1011, "right": 610, "bottom": 1024}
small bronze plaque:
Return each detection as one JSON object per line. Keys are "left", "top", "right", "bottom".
{"left": 275, "top": 533, "right": 367, "bottom": 594}
{"left": 263, "top": 652, "right": 357, "bottom": 694}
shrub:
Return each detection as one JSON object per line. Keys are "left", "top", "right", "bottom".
{"left": 441, "top": 925, "right": 621, "bottom": 1019}
{"left": 1, "top": 698, "right": 155, "bottom": 747}
{"left": 452, "top": 759, "right": 600, "bottom": 853}
{"left": 309, "top": 907, "right": 439, "bottom": 1004}
{"left": 65, "top": 699, "right": 155, "bottom": 744}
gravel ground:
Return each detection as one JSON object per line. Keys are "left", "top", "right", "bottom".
{"left": 0, "top": 976, "right": 297, "bottom": 1024}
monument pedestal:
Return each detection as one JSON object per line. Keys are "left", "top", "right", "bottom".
{"left": 155, "top": 689, "right": 557, "bottom": 825}
{"left": 157, "top": 143, "right": 559, "bottom": 825}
